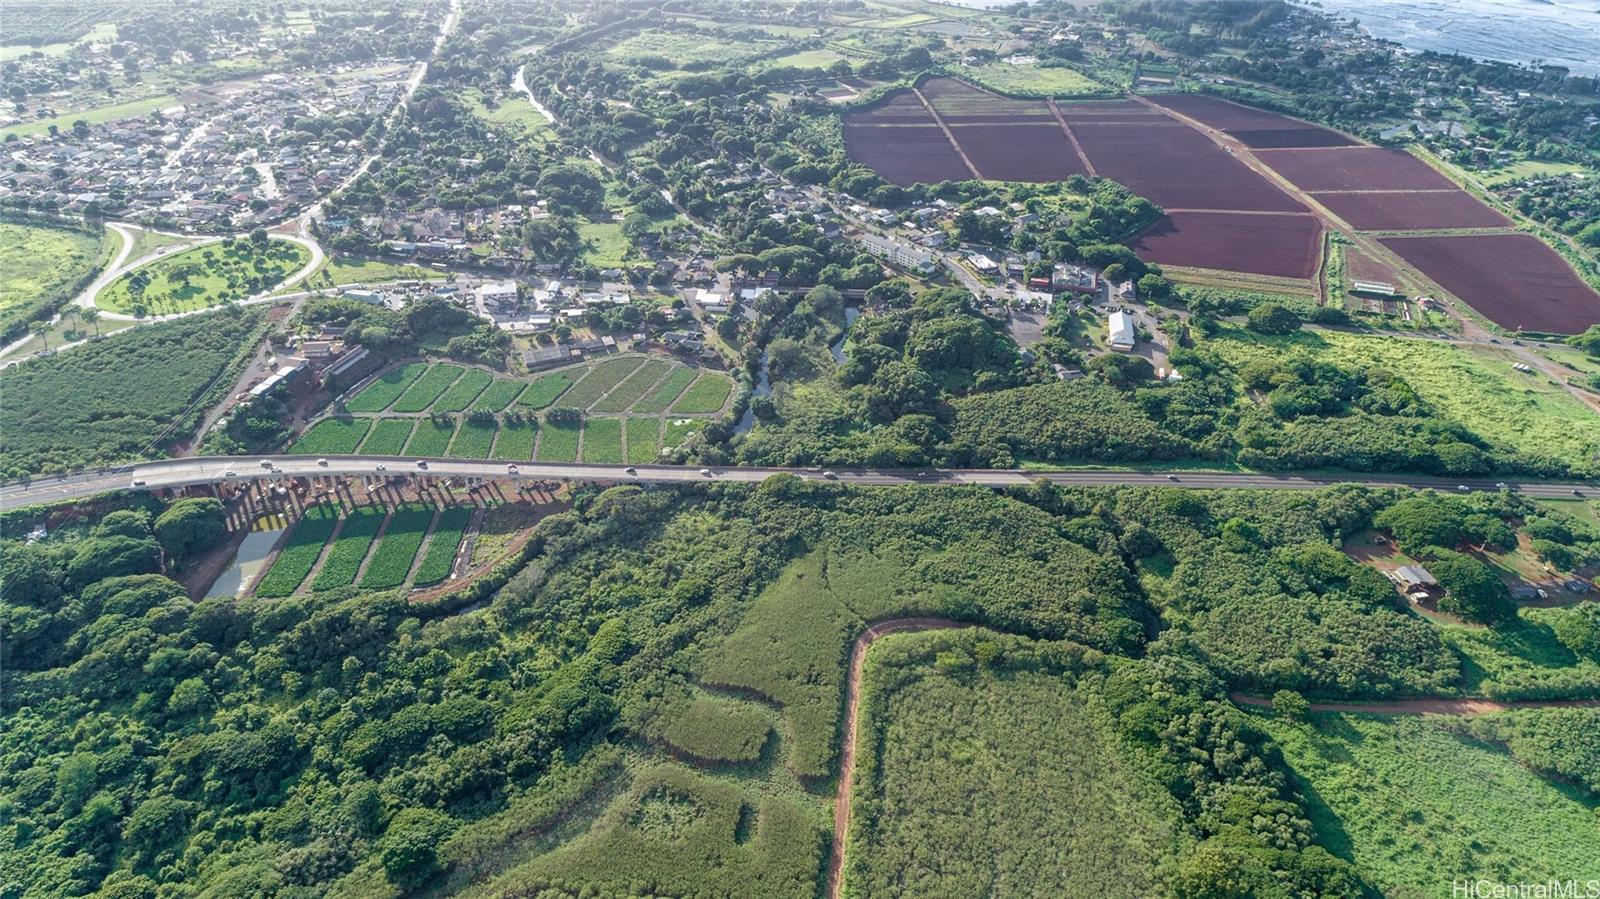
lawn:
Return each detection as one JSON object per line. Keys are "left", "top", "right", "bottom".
{"left": 391, "top": 364, "right": 465, "bottom": 413}
{"left": 463, "top": 88, "right": 554, "bottom": 138}
{"left": 404, "top": 418, "right": 457, "bottom": 456}
{"left": 310, "top": 505, "right": 386, "bottom": 591}
{"left": 1255, "top": 710, "right": 1600, "bottom": 896}
{"left": 579, "top": 221, "right": 630, "bottom": 269}
{"left": 556, "top": 356, "right": 647, "bottom": 410}
{"left": 579, "top": 417, "right": 623, "bottom": 463}
{"left": 253, "top": 505, "right": 339, "bottom": 598}
{"left": 536, "top": 419, "right": 581, "bottom": 462}
{"left": 630, "top": 366, "right": 697, "bottom": 413}
{"left": 344, "top": 362, "right": 428, "bottom": 413}
{"left": 412, "top": 506, "right": 472, "bottom": 587}
{"left": 431, "top": 369, "right": 493, "bottom": 413}
{"left": 470, "top": 379, "right": 528, "bottom": 413}
{"left": 625, "top": 417, "right": 660, "bottom": 464}
{"left": 319, "top": 255, "right": 442, "bottom": 286}
{"left": 288, "top": 418, "right": 371, "bottom": 455}
{"left": 490, "top": 419, "right": 537, "bottom": 461}
{"left": 96, "top": 237, "right": 309, "bottom": 314}
{"left": 1205, "top": 328, "right": 1600, "bottom": 472}
{"left": 517, "top": 370, "right": 576, "bottom": 409}
{"left": 0, "top": 220, "right": 108, "bottom": 320}
{"left": 669, "top": 373, "right": 733, "bottom": 414}
{"left": 592, "top": 359, "right": 672, "bottom": 413}
{"left": 358, "top": 504, "right": 434, "bottom": 591}
{"left": 448, "top": 418, "right": 499, "bottom": 459}
{"left": 356, "top": 418, "right": 415, "bottom": 455}
{"left": 662, "top": 417, "right": 705, "bottom": 451}
{"left": 963, "top": 61, "right": 1106, "bottom": 96}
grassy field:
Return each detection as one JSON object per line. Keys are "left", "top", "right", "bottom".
{"left": 1471, "top": 158, "right": 1590, "bottom": 187}
{"left": 656, "top": 693, "right": 773, "bottom": 764}
{"left": 517, "top": 370, "right": 575, "bottom": 409}
{"left": 253, "top": 505, "right": 339, "bottom": 598}
{"left": 557, "top": 356, "right": 648, "bottom": 410}
{"left": 310, "top": 505, "right": 386, "bottom": 591}
{"left": 1438, "top": 608, "right": 1600, "bottom": 700}
{"left": 663, "top": 417, "right": 705, "bottom": 450}
{"left": 463, "top": 88, "right": 554, "bottom": 138}
{"left": 318, "top": 255, "right": 442, "bottom": 286}
{"left": 469, "top": 379, "right": 527, "bottom": 413}
{"left": 288, "top": 418, "right": 371, "bottom": 455}
{"left": 344, "top": 362, "right": 428, "bottom": 413}
{"left": 963, "top": 61, "right": 1105, "bottom": 96}
{"left": 536, "top": 420, "right": 582, "bottom": 462}
{"left": 1205, "top": 328, "right": 1600, "bottom": 470}
{"left": 403, "top": 418, "right": 456, "bottom": 456}
{"left": 391, "top": 364, "right": 465, "bottom": 413}
{"left": 625, "top": 417, "right": 660, "bottom": 463}
{"left": 847, "top": 631, "right": 1181, "bottom": 898}
{"left": 412, "top": 506, "right": 472, "bottom": 587}
{"left": 356, "top": 418, "right": 415, "bottom": 455}
{"left": 603, "top": 30, "right": 753, "bottom": 67}
{"left": 1256, "top": 710, "right": 1600, "bottom": 896}
{"left": 579, "top": 221, "right": 630, "bottom": 269}
{"left": 579, "top": 417, "right": 624, "bottom": 463}
{"left": 96, "top": 237, "right": 309, "bottom": 314}
{"left": 448, "top": 418, "right": 499, "bottom": 459}
{"left": 1, "top": 92, "right": 178, "bottom": 140}
{"left": 670, "top": 372, "right": 734, "bottom": 414}
{"left": 358, "top": 504, "right": 434, "bottom": 591}
{"left": 490, "top": 419, "right": 538, "bottom": 461}
{"left": 631, "top": 366, "right": 697, "bottom": 413}
{"left": 431, "top": 369, "right": 493, "bottom": 413}
{"left": 0, "top": 220, "right": 107, "bottom": 317}
{"left": 760, "top": 48, "right": 844, "bottom": 70}
{"left": 592, "top": 359, "right": 672, "bottom": 412}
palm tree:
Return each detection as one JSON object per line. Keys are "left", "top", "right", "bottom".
{"left": 60, "top": 306, "right": 79, "bottom": 337}
{"left": 29, "top": 320, "right": 51, "bottom": 349}
{"left": 81, "top": 308, "right": 102, "bottom": 336}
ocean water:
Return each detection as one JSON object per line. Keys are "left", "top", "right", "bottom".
{"left": 1299, "top": 0, "right": 1600, "bottom": 76}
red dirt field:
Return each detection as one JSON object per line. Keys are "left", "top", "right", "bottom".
{"left": 948, "top": 123, "right": 1087, "bottom": 181}
{"left": 843, "top": 122, "right": 971, "bottom": 186}
{"left": 1379, "top": 233, "right": 1600, "bottom": 333}
{"left": 1314, "top": 189, "right": 1512, "bottom": 231}
{"left": 1147, "top": 93, "right": 1355, "bottom": 147}
{"left": 1257, "top": 146, "right": 1457, "bottom": 191}
{"left": 1069, "top": 119, "right": 1306, "bottom": 212}
{"left": 1344, "top": 246, "right": 1402, "bottom": 286}
{"left": 1129, "top": 211, "right": 1323, "bottom": 279}
{"left": 850, "top": 91, "right": 936, "bottom": 125}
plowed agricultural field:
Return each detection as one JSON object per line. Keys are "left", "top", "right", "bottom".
{"left": 1257, "top": 146, "right": 1456, "bottom": 191}
{"left": 947, "top": 123, "right": 1086, "bottom": 181}
{"left": 1067, "top": 119, "right": 1305, "bottom": 212}
{"left": 1147, "top": 93, "right": 1355, "bottom": 148}
{"left": 920, "top": 76, "right": 1050, "bottom": 123}
{"left": 843, "top": 122, "right": 970, "bottom": 186}
{"left": 1313, "top": 189, "right": 1512, "bottom": 231}
{"left": 1379, "top": 233, "right": 1600, "bottom": 333}
{"left": 1128, "top": 211, "right": 1322, "bottom": 279}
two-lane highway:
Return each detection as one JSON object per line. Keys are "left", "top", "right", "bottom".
{"left": 1, "top": 454, "right": 1592, "bottom": 511}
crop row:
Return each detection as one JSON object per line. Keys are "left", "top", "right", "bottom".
{"left": 254, "top": 505, "right": 340, "bottom": 597}
{"left": 592, "top": 359, "right": 672, "bottom": 413}
{"left": 554, "top": 356, "right": 647, "bottom": 410}
{"left": 345, "top": 362, "right": 428, "bottom": 413}
{"left": 670, "top": 374, "right": 734, "bottom": 414}
{"left": 358, "top": 505, "right": 435, "bottom": 591}
{"left": 310, "top": 506, "right": 387, "bottom": 591}
{"left": 392, "top": 364, "right": 466, "bottom": 413}
{"left": 412, "top": 506, "right": 473, "bottom": 587}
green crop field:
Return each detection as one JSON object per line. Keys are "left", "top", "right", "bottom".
{"left": 669, "top": 373, "right": 733, "bottom": 414}
{"left": 392, "top": 364, "right": 465, "bottom": 413}
{"left": 310, "top": 506, "right": 386, "bottom": 591}
{"left": 579, "top": 418, "right": 623, "bottom": 463}
{"left": 846, "top": 630, "right": 1180, "bottom": 898}
{"left": 344, "top": 362, "right": 428, "bottom": 413}
{"left": 448, "top": 418, "right": 498, "bottom": 459}
{"left": 517, "top": 370, "right": 575, "bottom": 409}
{"left": 963, "top": 61, "right": 1105, "bottom": 96}
{"left": 358, "top": 504, "right": 434, "bottom": 591}
{"left": 289, "top": 418, "right": 371, "bottom": 455}
{"left": 592, "top": 359, "right": 672, "bottom": 413}
{"left": 630, "top": 366, "right": 696, "bottom": 413}
{"left": 357, "top": 418, "right": 415, "bottom": 455}
{"left": 253, "top": 505, "right": 339, "bottom": 598}
{"left": 491, "top": 419, "right": 537, "bottom": 461}
{"left": 625, "top": 417, "right": 660, "bottom": 463}
{"left": 656, "top": 693, "right": 773, "bottom": 764}
{"left": 1206, "top": 329, "right": 1600, "bottom": 472}
{"left": 536, "top": 420, "right": 581, "bottom": 462}
{"left": 412, "top": 506, "right": 472, "bottom": 587}
{"left": 557, "top": 356, "right": 648, "bottom": 410}
{"left": 662, "top": 417, "right": 705, "bottom": 451}
{"left": 1257, "top": 711, "right": 1600, "bottom": 895}
{"left": 470, "top": 379, "right": 527, "bottom": 413}
{"left": 430, "top": 369, "right": 492, "bottom": 413}
{"left": 96, "top": 237, "right": 309, "bottom": 315}
{"left": 404, "top": 417, "right": 457, "bottom": 456}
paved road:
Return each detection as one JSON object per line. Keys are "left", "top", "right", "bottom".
{"left": 3, "top": 454, "right": 1592, "bottom": 511}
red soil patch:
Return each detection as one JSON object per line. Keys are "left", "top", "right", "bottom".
{"left": 1070, "top": 120, "right": 1306, "bottom": 212}
{"left": 851, "top": 92, "right": 938, "bottom": 125}
{"left": 1315, "top": 189, "right": 1512, "bottom": 231}
{"left": 842, "top": 122, "right": 971, "bottom": 186}
{"left": 1257, "top": 146, "right": 1456, "bottom": 191}
{"left": 1379, "top": 233, "right": 1600, "bottom": 333}
{"left": 1129, "top": 211, "right": 1323, "bottom": 279}
{"left": 1344, "top": 246, "right": 1402, "bottom": 286}
{"left": 947, "top": 123, "right": 1087, "bottom": 181}
{"left": 1147, "top": 93, "right": 1354, "bottom": 147}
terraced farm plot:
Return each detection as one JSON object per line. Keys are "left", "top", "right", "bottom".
{"left": 490, "top": 419, "right": 538, "bottom": 461}
{"left": 593, "top": 359, "right": 672, "bottom": 413}
{"left": 536, "top": 419, "right": 581, "bottom": 462}
{"left": 412, "top": 507, "right": 471, "bottom": 588}
{"left": 670, "top": 373, "right": 734, "bottom": 414}
{"left": 516, "top": 371, "right": 576, "bottom": 409}
{"left": 356, "top": 418, "right": 415, "bottom": 455}
{"left": 430, "top": 368, "right": 493, "bottom": 413}
{"left": 310, "top": 506, "right": 386, "bottom": 591}
{"left": 391, "top": 364, "right": 465, "bottom": 413}
{"left": 469, "top": 379, "right": 527, "bottom": 413}
{"left": 556, "top": 356, "right": 648, "bottom": 410}
{"left": 404, "top": 418, "right": 456, "bottom": 456}
{"left": 580, "top": 417, "right": 624, "bottom": 463}
{"left": 289, "top": 418, "right": 371, "bottom": 454}
{"left": 253, "top": 505, "right": 339, "bottom": 597}
{"left": 447, "top": 418, "right": 498, "bottom": 459}
{"left": 344, "top": 362, "right": 428, "bottom": 412}
{"left": 358, "top": 505, "right": 435, "bottom": 590}
{"left": 625, "top": 417, "right": 660, "bottom": 463}
{"left": 663, "top": 417, "right": 705, "bottom": 450}
{"left": 631, "top": 366, "right": 697, "bottom": 413}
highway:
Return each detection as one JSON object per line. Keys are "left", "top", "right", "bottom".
{"left": 1, "top": 454, "right": 1592, "bottom": 511}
